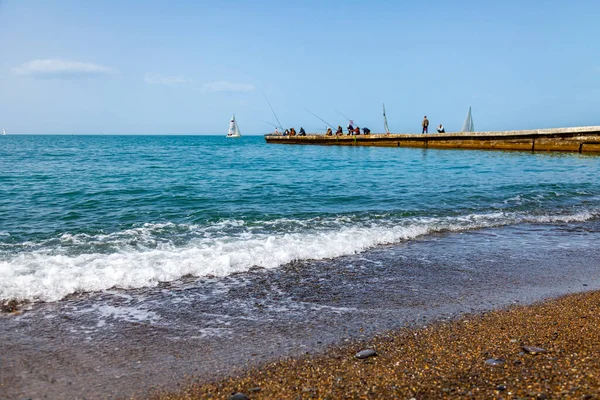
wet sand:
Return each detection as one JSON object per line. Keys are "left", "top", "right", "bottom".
{"left": 155, "top": 289, "right": 600, "bottom": 399}
{"left": 1, "top": 221, "right": 600, "bottom": 399}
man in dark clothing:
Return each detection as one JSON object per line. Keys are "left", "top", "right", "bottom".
{"left": 422, "top": 116, "right": 429, "bottom": 134}
{"left": 362, "top": 127, "right": 371, "bottom": 135}
{"left": 299, "top": 127, "right": 306, "bottom": 136}
{"left": 347, "top": 124, "right": 354, "bottom": 135}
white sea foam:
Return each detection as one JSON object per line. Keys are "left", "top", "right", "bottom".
{"left": 0, "top": 210, "right": 597, "bottom": 302}
{"left": 77, "top": 304, "right": 161, "bottom": 324}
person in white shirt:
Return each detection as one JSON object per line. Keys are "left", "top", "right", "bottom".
{"left": 437, "top": 124, "right": 445, "bottom": 133}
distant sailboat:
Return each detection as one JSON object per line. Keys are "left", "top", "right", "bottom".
{"left": 2, "top": 128, "right": 5, "bottom": 135}
{"left": 382, "top": 104, "right": 390, "bottom": 134}
{"left": 461, "top": 106, "right": 475, "bottom": 132}
{"left": 227, "top": 114, "right": 241, "bottom": 138}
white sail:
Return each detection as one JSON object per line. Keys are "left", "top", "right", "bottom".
{"left": 234, "top": 118, "right": 241, "bottom": 137}
{"left": 2, "top": 128, "right": 5, "bottom": 135}
{"left": 383, "top": 104, "right": 390, "bottom": 134}
{"left": 461, "top": 106, "right": 474, "bottom": 133}
{"left": 227, "top": 114, "right": 241, "bottom": 138}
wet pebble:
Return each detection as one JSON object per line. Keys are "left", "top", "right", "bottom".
{"left": 355, "top": 349, "right": 377, "bottom": 359}
{"left": 522, "top": 346, "right": 546, "bottom": 354}
{"left": 228, "top": 392, "right": 249, "bottom": 400}
{"left": 485, "top": 358, "right": 505, "bottom": 366}
{"left": 1, "top": 299, "right": 19, "bottom": 313}
{"left": 496, "top": 384, "right": 507, "bottom": 391}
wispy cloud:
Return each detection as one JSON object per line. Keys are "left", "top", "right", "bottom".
{"left": 144, "top": 73, "right": 194, "bottom": 86}
{"left": 12, "top": 59, "right": 115, "bottom": 78}
{"left": 202, "top": 81, "right": 255, "bottom": 93}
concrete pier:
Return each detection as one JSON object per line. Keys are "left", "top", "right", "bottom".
{"left": 264, "top": 125, "right": 600, "bottom": 153}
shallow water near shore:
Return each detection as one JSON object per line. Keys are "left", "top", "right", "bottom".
{"left": 1, "top": 135, "right": 600, "bottom": 398}
{"left": 2, "top": 220, "right": 600, "bottom": 399}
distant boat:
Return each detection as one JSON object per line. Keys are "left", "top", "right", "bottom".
{"left": 382, "top": 104, "right": 390, "bottom": 134}
{"left": 227, "top": 114, "right": 241, "bottom": 138}
{"left": 461, "top": 106, "right": 475, "bottom": 132}
{"left": 1, "top": 128, "right": 5, "bottom": 135}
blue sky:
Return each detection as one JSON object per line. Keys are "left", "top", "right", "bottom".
{"left": 1, "top": 0, "right": 599, "bottom": 134}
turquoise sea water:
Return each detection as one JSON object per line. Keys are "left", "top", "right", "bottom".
{"left": 1, "top": 135, "right": 599, "bottom": 302}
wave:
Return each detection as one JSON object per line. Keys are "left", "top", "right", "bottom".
{"left": 1, "top": 209, "right": 598, "bottom": 303}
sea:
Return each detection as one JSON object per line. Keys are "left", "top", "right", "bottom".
{"left": 1, "top": 134, "right": 600, "bottom": 398}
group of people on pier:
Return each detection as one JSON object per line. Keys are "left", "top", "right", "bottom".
{"left": 275, "top": 116, "right": 445, "bottom": 136}
{"left": 277, "top": 124, "right": 371, "bottom": 136}
{"left": 278, "top": 127, "right": 307, "bottom": 136}
{"left": 326, "top": 124, "right": 371, "bottom": 136}
{"left": 422, "top": 116, "right": 445, "bottom": 134}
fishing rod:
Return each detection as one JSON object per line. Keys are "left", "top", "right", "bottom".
{"left": 303, "top": 108, "right": 334, "bottom": 128}
{"left": 334, "top": 109, "right": 353, "bottom": 123}
{"left": 261, "top": 119, "right": 280, "bottom": 129}
{"left": 263, "top": 93, "right": 284, "bottom": 131}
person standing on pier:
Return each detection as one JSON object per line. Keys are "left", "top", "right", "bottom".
{"left": 422, "top": 116, "right": 429, "bottom": 134}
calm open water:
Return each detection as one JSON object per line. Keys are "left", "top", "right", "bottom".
{"left": 1, "top": 134, "right": 599, "bottom": 302}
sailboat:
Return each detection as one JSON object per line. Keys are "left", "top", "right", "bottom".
{"left": 382, "top": 104, "right": 390, "bottom": 134}
{"left": 227, "top": 114, "right": 241, "bottom": 138}
{"left": 461, "top": 106, "right": 475, "bottom": 132}
{"left": 2, "top": 128, "right": 5, "bottom": 135}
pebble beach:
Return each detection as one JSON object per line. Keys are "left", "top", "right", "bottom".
{"left": 153, "top": 290, "right": 600, "bottom": 400}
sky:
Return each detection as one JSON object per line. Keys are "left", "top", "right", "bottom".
{"left": 1, "top": 0, "right": 599, "bottom": 134}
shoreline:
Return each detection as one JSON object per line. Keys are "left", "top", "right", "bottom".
{"left": 153, "top": 289, "right": 600, "bottom": 399}
{"left": 1, "top": 221, "right": 599, "bottom": 399}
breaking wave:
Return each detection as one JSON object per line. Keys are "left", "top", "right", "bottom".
{"left": 1, "top": 209, "right": 598, "bottom": 302}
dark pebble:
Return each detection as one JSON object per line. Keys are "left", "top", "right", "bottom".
{"left": 485, "top": 358, "right": 505, "bottom": 366}
{"left": 248, "top": 387, "right": 261, "bottom": 392}
{"left": 355, "top": 349, "right": 377, "bottom": 359}
{"left": 1, "top": 299, "right": 19, "bottom": 313}
{"left": 522, "top": 346, "right": 547, "bottom": 354}
{"left": 497, "top": 384, "right": 507, "bottom": 391}
{"left": 228, "top": 393, "right": 249, "bottom": 400}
